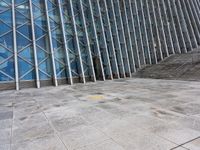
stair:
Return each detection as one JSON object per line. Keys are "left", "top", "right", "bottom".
{"left": 133, "top": 48, "right": 200, "bottom": 81}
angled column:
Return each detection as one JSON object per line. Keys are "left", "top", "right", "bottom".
{"left": 174, "top": 0, "right": 192, "bottom": 52}
{"left": 148, "top": 0, "right": 163, "bottom": 61}
{"left": 105, "top": 0, "right": 126, "bottom": 78}
{"left": 79, "top": 0, "right": 96, "bottom": 82}
{"left": 159, "top": 0, "right": 175, "bottom": 55}
{"left": 169, "top": 0, "right": 187, "bottom": 53}
{"left": 29, "top": 0, "right": 40, "bottom": 88}
{"left": 111, "top": 0, "right": 132, "bottom": 77}
{"left": 180, "top": 0, "right": 198, "bottom": 48}
{"left": 186, "top": 0, "right": 200, "bottom": 45}
{"left": 84, "top": 0, "right": 106, "bottom": 81}
{"left": 98, "top": 0, "right": 120, "bottom": 78}
{"left": 125, "top": 0, "right": 141, "bottom": 69}
{"left": 136, "top": 0, "right": 152, "bottom": 64}
{"left": 69, "top": 0, "right": 86, "bottom": 83}
{"left": 91, "top": 0, "right": 113, "bottom": 79}
{"left": 164, "top": 0, "right": 181, "bottom": 54}
{"left": 57, "top": 0, "right": 73, "bottom": 85}
{"left": 130, "top": 0, "right": 146, "bottom": 66}
{"left": 118, "top": 0, "right": 136, "bottom": 73}
{"left": 44, "top": 0, "right": 58, "bottom": 86}
{"left": 153, "top": 0, "right": 169, "bottom": 58}
{"left": 143, "top": 0, "right": 157, "bottom": 64}
{"left": 12, "top": 0, "right": 19, "bottom": 90}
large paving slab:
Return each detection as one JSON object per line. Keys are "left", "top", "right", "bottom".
{"left": 0, "top": 78, "right": 200, "bottom": 150}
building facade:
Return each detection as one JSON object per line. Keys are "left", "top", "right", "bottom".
{"left": 0, "top": 0, "right": 200, "bottom": 90}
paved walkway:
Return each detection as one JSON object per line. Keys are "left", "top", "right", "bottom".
{"left": 0, "top": 78, "right": 200, "bottom": 150}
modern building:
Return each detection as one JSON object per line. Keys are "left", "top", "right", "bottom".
{"left": 0, "top": 0, "right": 200, "bottom": 90}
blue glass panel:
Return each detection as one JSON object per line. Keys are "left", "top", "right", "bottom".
{"left": 0, "top": 32, "right": 13, "bottom": 50}
{"left": 52, "top": 38, "right": 61, "bottom": 50}
{"left": 21, "top": 70, "right": 36, "bottom": 80}
{"left": 0, "top": 22, "right": 11, "bottom": 36}
{"left": 18, "top": 47, "right": 34, "bottom": 63}
{"left": 37, "top": 47, "right": 49, "bottom": 63}
{"left": 0, "top": 2, "right": 9, "bottom": 13}
{"left": 0, "top": 72, "right": 12, "bottom": 81}
{"left": 47, "top": 0, "right": 56, "bottom": 10}
{"left": 39, "top": 59, "right": 52, "bottom": 75}
{"left": 34, "top": 25, "right": 46, "bottom": 39}
{"left": 0, "top": 46, "right": 12, "bottom": 62}
{"left": 0, "top": 10, "right": 12, "bottom": 25}
{"left": 15, "top": 11, "right": 28, "bottom": 27}
{"left": 36, "top": 36, "right": 49, "bottom": 51}
{"left": 39, "top": 70, "right": 50, "bottom": 80}
{"left": 34, "top": 15, "right": 48, "bottom": 30}
{"left": 32, "top": 4, "right": 44, "bottom": 18}
{"left": 16, "top": 33, "right": 30, "bottom": 50}
{"left": 0, "top": 58, "right": 14, "bottom": 79}
{"left": 18, "top": 58, "right": 33, "bottom": 77}
{"left": 15, "top": 0, "right": 27, "bottom": 4}
{"left": 18, "top": 24, "right": 32, "bottom": 40}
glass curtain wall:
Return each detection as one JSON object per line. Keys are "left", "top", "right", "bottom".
{"left": 0, "top": 0, "right": 200, "bottom": 90}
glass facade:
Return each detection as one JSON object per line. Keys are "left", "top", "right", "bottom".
{"left": 0, "top": 0, "right": 200, "bottom": 90}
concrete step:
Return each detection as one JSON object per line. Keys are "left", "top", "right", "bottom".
{"left": 133, "top": 48, "right": 200, "bottom": 81}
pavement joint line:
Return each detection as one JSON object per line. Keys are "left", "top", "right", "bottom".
{"left": 33, "top": 98, "right": 69, "bottom": 150}
{"left": 170, "top": 136, "right": 200, "bottom": 150}
{"left": 79, "top": 115, "right": 126, "bottom": 150}
{"left": 10, "top": 95, "right": 15, "bottom": 150}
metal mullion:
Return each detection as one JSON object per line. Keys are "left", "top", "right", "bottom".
{"left": 100, "top": 0, "right": 120, "bottom": 79}
{"left": 143, "top": 0, "right": 157, "bottom": 64}
{"left": 125, "top": 0, "right": 140, "bottom": 68}
{"left": 169, "top": 0, "right": 187, "bottom": 53}
{"left": 180, "top": 0, "right": 198, "bottom": 48}
{"left": 12, "top": 0, "right": 19, "bottom": 90}
{"left": 186, "top": 0, "right": 200, "bottom": 45}
{"left": 88, "top": 0, "right": 105, "bottom": 81}
{"left": 69, "top": 0, "right": 86, "bottom": 83}
{"left": 159, "top": 0, "right": 175, "bottom": 55}
{"left": 131, "top": 0, "right": 146, "bottom": 66}
{"left": 44, "top": 0, "right": 58, "bottom": 86}
{"left": 154, "top": 0, "right": 169, "bottom": 58}
{"left": 174, "top": 0, "right": 192, "bottom": 52}
{"left": 78, "top": 0, "right": 96, "bottom": 82}
{"left": 119, "top": 0, "right": 137, "bottom": 72}
{"left": 95, "top": 0, "right": 113, "bottom": 80}
{"left": 164, "top": 0, "right": 181, "bottom": 54}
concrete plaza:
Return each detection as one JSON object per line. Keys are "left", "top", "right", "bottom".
{"left": 0, "top": 78, "right": 200, "bottom": 150}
